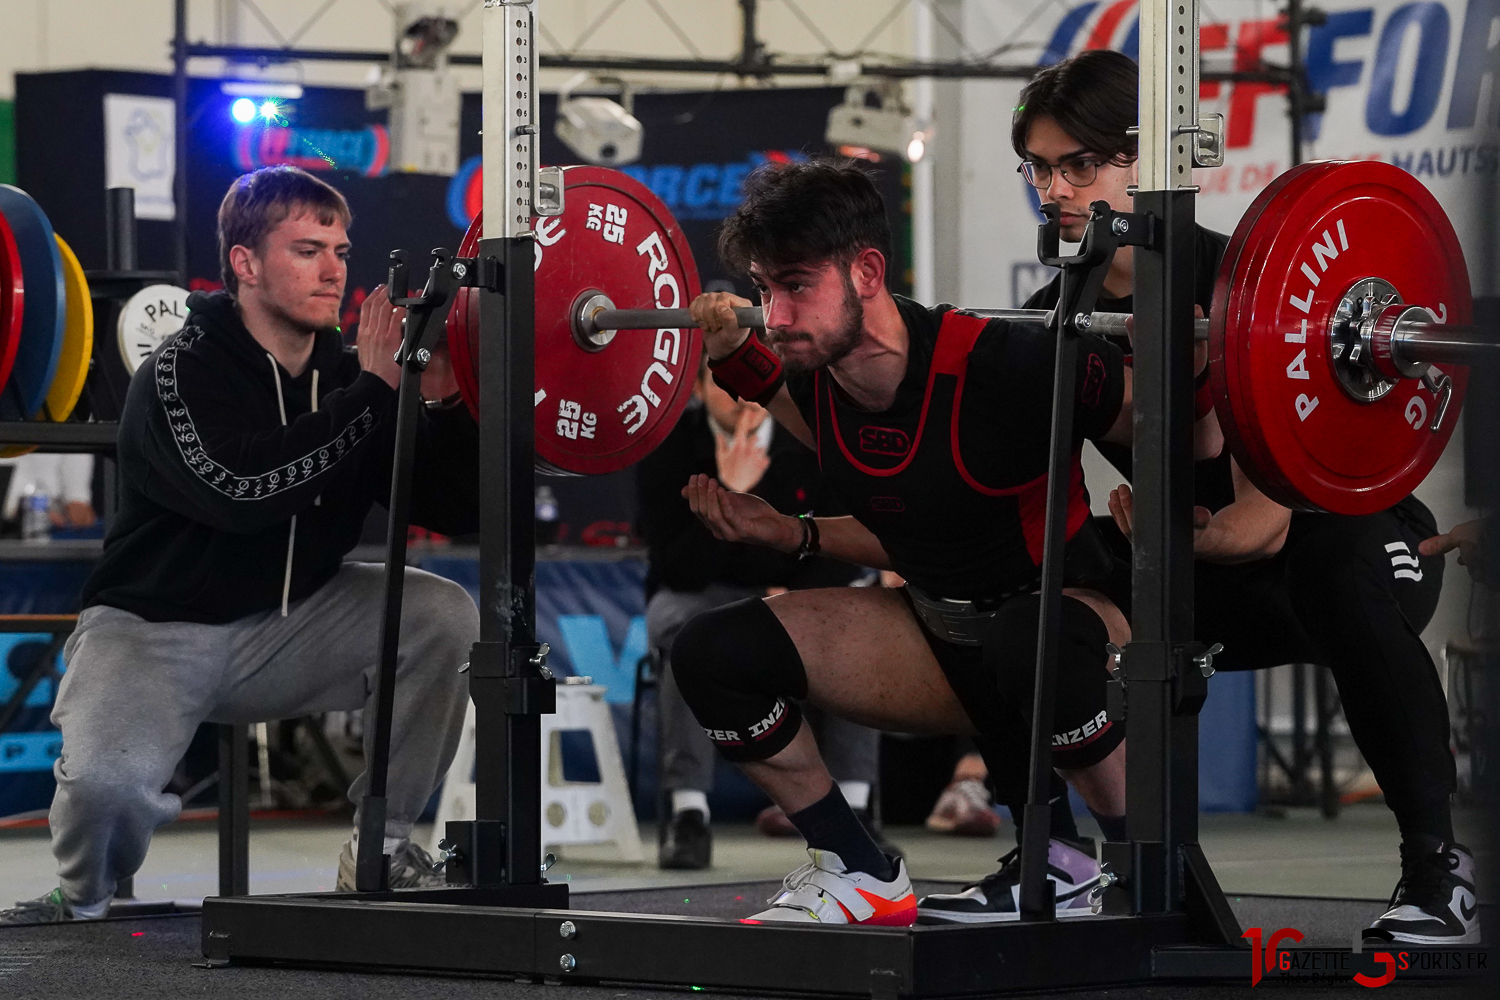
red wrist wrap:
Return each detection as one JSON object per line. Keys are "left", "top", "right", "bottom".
{"left": 709, "top": 333, "right": 785, "bottom": 406}
{"left": 1194, "top": 373, "right": 1215, "bottom": 419}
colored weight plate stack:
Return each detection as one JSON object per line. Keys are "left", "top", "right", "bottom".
{"left": 0, "top": 208, "right": 22, "bottom": 400}
{"left": 0, "top": 185, "right": 96, "bottom": 454}
{"left": 0, "top": 185, "right": 66, "bottom": 424}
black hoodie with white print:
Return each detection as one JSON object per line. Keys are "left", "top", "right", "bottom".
{"left": 82, "top": 290, "right": 479, "bottom": 624}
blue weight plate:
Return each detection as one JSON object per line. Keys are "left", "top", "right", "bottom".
{"left": 0, "top": 185, "right": 64, "bottom": 419}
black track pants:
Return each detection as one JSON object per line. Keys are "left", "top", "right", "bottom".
{"left": 1194, "top": 501, "right": 1452, "bottom": 830}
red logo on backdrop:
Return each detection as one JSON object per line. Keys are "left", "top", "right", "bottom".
{"left": 870, "top": 496, "right": 906, "bottom": 513}
{"left": 1244, "top": 926, "right": 1305, "bottom": 986}
{"left": 1353, "top": 953, "right": 1397, "bottom": 989}
{"left": 1243, "top": 927, "right": 1400, "bottom": 988}
{"left": 858, "top": 426, "right": 911, "bottom": 457}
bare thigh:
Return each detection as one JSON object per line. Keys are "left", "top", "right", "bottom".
{"left": 764, "top": 587, "right": 973, "bottom": 735}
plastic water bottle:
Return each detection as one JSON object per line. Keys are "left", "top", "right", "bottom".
{"left": 20, "top": 485, "right": 51, "bottom": 543}
{"left": 535, "top": 484, "right": 560, "bottom": 545}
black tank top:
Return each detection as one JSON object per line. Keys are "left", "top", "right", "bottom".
{"left": 797, "top": 305, "right": 1120, "bottom": 602}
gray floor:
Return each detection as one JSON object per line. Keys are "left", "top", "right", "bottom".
{"left": 0, "top": 803, "right": 1484, "bottom": 908}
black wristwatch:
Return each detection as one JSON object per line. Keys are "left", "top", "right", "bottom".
{"left": 795, "top": 513, "right": 821, "bottom": 561}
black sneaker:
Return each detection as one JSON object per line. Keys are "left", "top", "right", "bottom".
{"left": 1364, "top": 841, "right": 1480, "bottom": 946}
{"left": 0, "top": 888, "right": 93, "bottom": 925}
{"left": 917, "top": 839, "right": 1101, "bottom": 923}
{"left": 659, "top": 809, "right": 712, "bottom": 870}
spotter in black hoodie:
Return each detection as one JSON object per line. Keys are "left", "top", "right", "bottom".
{"left": 81, "top": 290, "right": 479, "bottom": 624}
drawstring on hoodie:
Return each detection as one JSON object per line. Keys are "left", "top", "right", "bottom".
{"left": 269, "top": 356, "right": 319, "bottom": 617}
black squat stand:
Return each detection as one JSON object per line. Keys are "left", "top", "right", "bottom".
{"left": 1016, "top": 199, "right": 1156, "bottom": 919}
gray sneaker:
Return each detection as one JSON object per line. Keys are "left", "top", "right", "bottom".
{"left": 336, "top": 839, "right": 446, "bottom": 891}
{"left": 0, "top": 888, "right": 95, "bottom": 925}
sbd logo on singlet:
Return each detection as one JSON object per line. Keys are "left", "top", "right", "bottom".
{"left": 1080, "top": 354, "right": 1107, "bottom": 408}
{"left": 858, "top": 426, "right": 911, "bottom": 457}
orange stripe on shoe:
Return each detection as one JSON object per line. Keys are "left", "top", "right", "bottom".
{"left": 856, "top": 889, "right": 918, "bottom": 927}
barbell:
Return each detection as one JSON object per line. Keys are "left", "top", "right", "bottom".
{"left": 446, "top": 160, "right": 1488, "bottom": 514}
{"left": 577, "top": 304, "right": 1498, "bottom": 368}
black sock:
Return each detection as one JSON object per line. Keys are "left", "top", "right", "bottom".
{"left": 1389, "top": 792, "right": 1455, "bottom": 847}
{"left": 1090, "top": 809, "right": 1128, "bottom": 843}
{"left": 787, "top": 784, "right": 893, "bottom": 880}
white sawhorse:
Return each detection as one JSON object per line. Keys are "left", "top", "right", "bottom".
{"left": 431, "top": 680, "right": 644, "bottom": 863}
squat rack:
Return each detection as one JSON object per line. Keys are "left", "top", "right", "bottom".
{"left": 196, "top": 1, "right": 1416, "bottom": 993}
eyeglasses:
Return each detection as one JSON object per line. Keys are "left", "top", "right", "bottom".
{"left": 1017, "top": 154, "right": 1105, "bottom": 189}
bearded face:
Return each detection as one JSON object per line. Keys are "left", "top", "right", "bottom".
{"left": 760, "top": 266, "right": 865, "bottom": 376}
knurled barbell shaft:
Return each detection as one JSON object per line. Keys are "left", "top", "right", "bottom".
{"left": 589, "top": 306, "right": 1199, "bottom": 339}
{"left": 586, "top": 308, "right": 1495, "bottom": 369}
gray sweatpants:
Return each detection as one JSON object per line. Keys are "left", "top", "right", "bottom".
{"left": 49, "top": 562, "right": 475, "bottom": 906}
{"left": 648, "top": 585, "right": 879, "bottom": 794}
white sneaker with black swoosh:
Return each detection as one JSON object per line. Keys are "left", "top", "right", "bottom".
{"left": 916, "top": 838, "right": 1101, "bottom": 923}
{"left": 1363, "top": 841, "right": 1481, "bottom": 946}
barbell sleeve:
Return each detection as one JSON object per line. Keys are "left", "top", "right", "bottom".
{"left": 1394, "top": 323, "right": 1500, "bottom": 367}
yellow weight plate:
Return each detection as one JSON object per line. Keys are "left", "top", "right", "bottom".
{"left": 46, "top": 235, "right": 91, "bottom": 421}
{"left": 0, "top": 235, "right": 93, "bottom": 458}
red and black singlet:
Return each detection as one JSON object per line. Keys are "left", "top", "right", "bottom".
{"left": 784, "top": 296, "right": 1126, "bottom": 602}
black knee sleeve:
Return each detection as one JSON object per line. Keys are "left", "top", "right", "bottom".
{"left": 982, "top": 594, "right": 1122, "bottom": 770}
{"left": 669, "top": 598, "right": 807, "bottom": 763}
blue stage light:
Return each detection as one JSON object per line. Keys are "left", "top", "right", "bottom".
{"left": 231, "top": 98, "right": 257, "bottom": 123}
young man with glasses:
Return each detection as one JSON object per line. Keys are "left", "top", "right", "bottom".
{"left": 1015, "top": 49, "right": 1473, "bottom": 947}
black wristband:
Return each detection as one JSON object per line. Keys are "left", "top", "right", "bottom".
{"left": 795, "top": 513, "right": 821, "bottom": 561}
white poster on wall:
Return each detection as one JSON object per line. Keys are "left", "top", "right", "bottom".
{"left": 948, "top": 0, "right": 1500, "bottom": 306}
{"left": 104, "top": 94, "right": 176, "bottom": 221}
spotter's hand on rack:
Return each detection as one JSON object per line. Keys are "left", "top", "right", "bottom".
{"left": 359, "top": 283, "right": 406, "bottom": 390}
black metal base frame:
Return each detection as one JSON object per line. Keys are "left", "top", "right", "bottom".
{"left": 202, "top": 893, "right": 1182, "bottom": 996}
{"left": 200, "top": 890, "right": 1485, "bottom": 996}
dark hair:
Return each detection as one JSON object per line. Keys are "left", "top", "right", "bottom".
{"left": 217, "top": 166, "right": 352, "bottom": 294}
{"left": 1011, "top": 49, "right": 1139, "bottom": 165}
{"left": 718, "top": 158, "right": 892, "bottom": 275}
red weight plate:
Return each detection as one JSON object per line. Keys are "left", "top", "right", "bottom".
{"left": 1209, "top": 162, "right": 1340, "bottom": 503}
{"left": 448, "top": 166, "right": 703, "bottom": 475}
{"left": 0, "top": 210, "right": 22, "bottom": 394}
{"left": 1214, "top": 160, "right": 1471, "bottom": 514}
